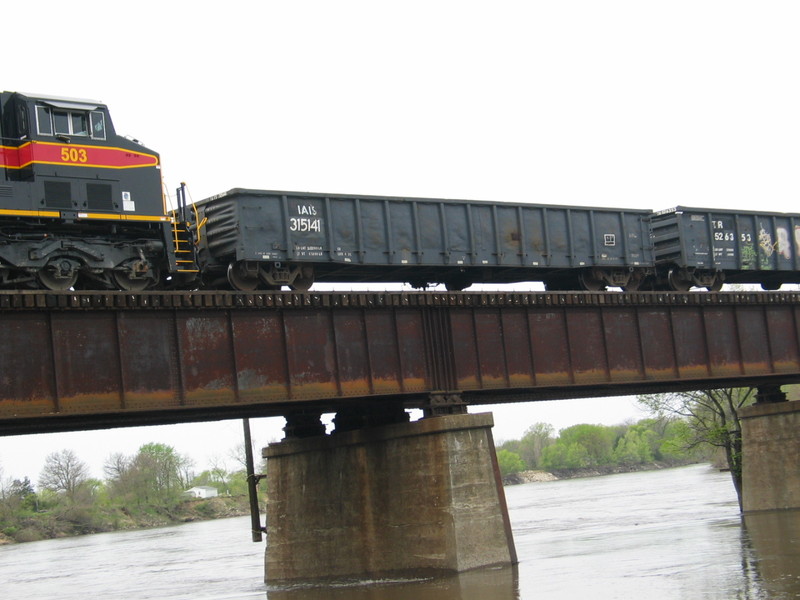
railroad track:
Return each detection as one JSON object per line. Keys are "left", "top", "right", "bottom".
{"left": 1, "top": 289, "right": 800, "bottom": 311}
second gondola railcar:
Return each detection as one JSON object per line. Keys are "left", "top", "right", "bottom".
{"left": 651, "top": 206, "right": 800, "bottom": 290}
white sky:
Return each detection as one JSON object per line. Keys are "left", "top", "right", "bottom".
{"left": 2, "top": 1, "right": 800, "bottom": 483}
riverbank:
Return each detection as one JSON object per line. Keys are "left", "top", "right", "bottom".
{"left": 503, "top": 460, "right": 702, "bottom": 485}
{"left": 0, "top": 495, "right": 251, "bottom": 545}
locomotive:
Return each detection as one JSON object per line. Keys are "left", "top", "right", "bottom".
{"left": 0, "top": 91, "right": 196, "bottom": 291}
{"left": 3, "top": 91, "right": 800, "bottom": 292}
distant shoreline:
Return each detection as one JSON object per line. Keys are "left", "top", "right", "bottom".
{"left": 503, "top": 461, "right": 702, "bottom": 486}
{"left": 0, "top": 496, "right": 250, "bottom": 546}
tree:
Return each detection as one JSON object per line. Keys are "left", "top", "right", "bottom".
{"left": 1, "top": 476, "right": 38, "bottom": 514}
{"left": 0, "top": 462, "right": 8, "bottom": 501}
{"left": 637, "top": 388, "right": 756, "bottom": 510}
{"left": 540, "top": 440, "right": 591, "bottom": 469}
{"left": 496, "top": 449, "right": 526, "bottom": 477}
{"left": 9, "top": 477, "right": 35, "bottom": 499}
{"left": 516, "top": 423, "right": 555, "bottom": 469}
{"left": 613, "top": 423, "right": 656, "bottom": 465}
{"left": 557, "top": 424, "right": 617, "bottom": 466}
{"left": 105, "top": 443, "right": 194, "bottom": 508}
{"left": 38, "top": 450, "right": 89, "bottom": 501}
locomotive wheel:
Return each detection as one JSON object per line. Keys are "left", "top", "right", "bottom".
{"left": 37, "top": 261, "right": 79, "bottom": 290}
{"left": 38, "top": 269, "right": 78, "bottom": 290}
{"left": 112, "top": 270, "right": 152, "bottom": 292}
{"left": 227, "top": 262, "right": 260, "bottom": 291}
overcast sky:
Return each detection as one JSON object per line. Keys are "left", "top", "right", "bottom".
{"left": 2, "top": 1, "right": 800, "bottom": 484}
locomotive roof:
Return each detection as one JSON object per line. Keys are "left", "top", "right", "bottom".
{"left": 9, "top": 91, "right": 105, "bottom": 111}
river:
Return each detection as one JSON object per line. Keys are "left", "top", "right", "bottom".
{"left": 1, "top": 464, "right": 798, "bottom": 599}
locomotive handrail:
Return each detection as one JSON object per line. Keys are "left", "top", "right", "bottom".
{"left": 191, "top": 202, "right": 207, "bottom": 246}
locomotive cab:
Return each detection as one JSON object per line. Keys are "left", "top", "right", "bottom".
{"left": 0, "top": 91, "right": 191, "bottom": 290}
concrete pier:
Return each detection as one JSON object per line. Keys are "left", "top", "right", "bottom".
{"left": 263, "top": 413, "right": 517, "bottom": 582}
{"left": 740, "top": 400, "right": 800, "bottom": 513}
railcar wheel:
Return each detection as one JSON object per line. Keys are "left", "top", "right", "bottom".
{"left": 621, "top": 270, "right": 646, "bottom": 291}
{"left": 227, "top": 262, "right": 260, "bottom": 291}
{"left": 708, "top": 275, "right": 724, "bottom": 292}
{"left": 37, "top": 261, "right": 79, "bottom": 290}
{"left": 289, "top": 266, "right": 315, "bottom": 291}
{"left": 290, "top": 276, "right": 314, "bottom": 291}
{"left": 579, "top": 270, "right": 606, "bottom": 291}
{"left": 667, "top": 268, "right": 692, "bottom": 292}
{"left": 622, "top": 280, "right": 641, "bottom": 291}
{"left": 444, "top": 275, "right": 472, "bottom": 291}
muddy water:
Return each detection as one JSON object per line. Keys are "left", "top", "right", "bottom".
{"left": 1, "top": 464, "right": 797, "bottom": 599}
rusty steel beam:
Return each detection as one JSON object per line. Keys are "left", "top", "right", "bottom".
{"left": 1, "top": 290, "right": 800, "bottom": 435}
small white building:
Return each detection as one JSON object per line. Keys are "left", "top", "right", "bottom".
{"left": 185, "top": 486, "right": 219, "bottom": 499}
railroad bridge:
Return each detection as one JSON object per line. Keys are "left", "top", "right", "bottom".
{"left": 1, "top": 290, "right": 798, "bottom": 581}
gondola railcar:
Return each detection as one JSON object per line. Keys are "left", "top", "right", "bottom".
{"left": 192, "top": 188, "right": 654, "bottom": 291}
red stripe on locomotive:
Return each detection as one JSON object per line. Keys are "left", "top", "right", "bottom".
{"left": 1, "top": 141, "right": 158, "bottom": 170}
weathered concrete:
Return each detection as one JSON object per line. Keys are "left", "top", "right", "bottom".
{"left": 743, "top": 509, "right": 800, "bottom": 597}
{"left": 740, "top": 400, "right": 800, "bottom": 513}
{"left": 263, "top": 413, "right": 517, "bottom": 582}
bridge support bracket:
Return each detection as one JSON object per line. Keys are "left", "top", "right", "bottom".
{"left": 423, "top": 390, "right": 467, "bottom": 417}
{"left": 755, "top": 384, "right": 788, "bottom": 404}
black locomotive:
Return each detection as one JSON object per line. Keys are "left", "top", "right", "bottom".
{"left": 0, "top": 91, "right": 196, "bottom": 291}
{"left": 2, "top": 91, "right": 799, "bottom": 292}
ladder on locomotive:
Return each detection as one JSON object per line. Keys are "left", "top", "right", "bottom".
{"left": 171, "top": 183, "right": 201, "bottom": 274}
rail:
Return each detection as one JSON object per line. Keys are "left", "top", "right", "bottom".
{"left": 2, "top": 289, "right": 800, "bottom": 311}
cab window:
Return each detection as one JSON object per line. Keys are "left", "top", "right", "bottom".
{"left": 36, "top": 106, "right": 105, "bottom": 139}
{"left": 90, "top": 111, "right": 106, "bottom": 139}
{"left": 53, "top": 110, "right": 71, "bottom": 135}
{"left": 36, "top": 106, "right": 53, "bottom": 135}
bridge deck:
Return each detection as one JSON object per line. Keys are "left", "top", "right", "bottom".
{"left": 1, "top": 290, "right": 799, "bottom": 434}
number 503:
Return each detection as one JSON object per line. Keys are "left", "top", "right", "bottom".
{"left": 60, "top": 147, "right": 88, "bottom": 163}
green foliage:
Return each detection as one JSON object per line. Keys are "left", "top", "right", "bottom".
{"left": 558, "top": 424, "right": 617, "bottom": 466}
{"left": 540, "top": 441, "right": 590, "bottom": 469}
{"left": 1, "top": 441, "right": 257, "bottom": 544}
{"left": 226, "top": 471, "right": 250, "bottom": 497}
{"left": 499, "top": 414, "right": 699, "bottom": 473}
{"left": 498, "top": 422, "right": 555, "bottom": 470}
{"left": 613, "top": 424, "right": 657, "bottom": 465}
{"left": 105, "top": 443, "right": 195, "bottom": 510}
{"left": 496, "top": 450, "right": 526, "bottom": 476}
